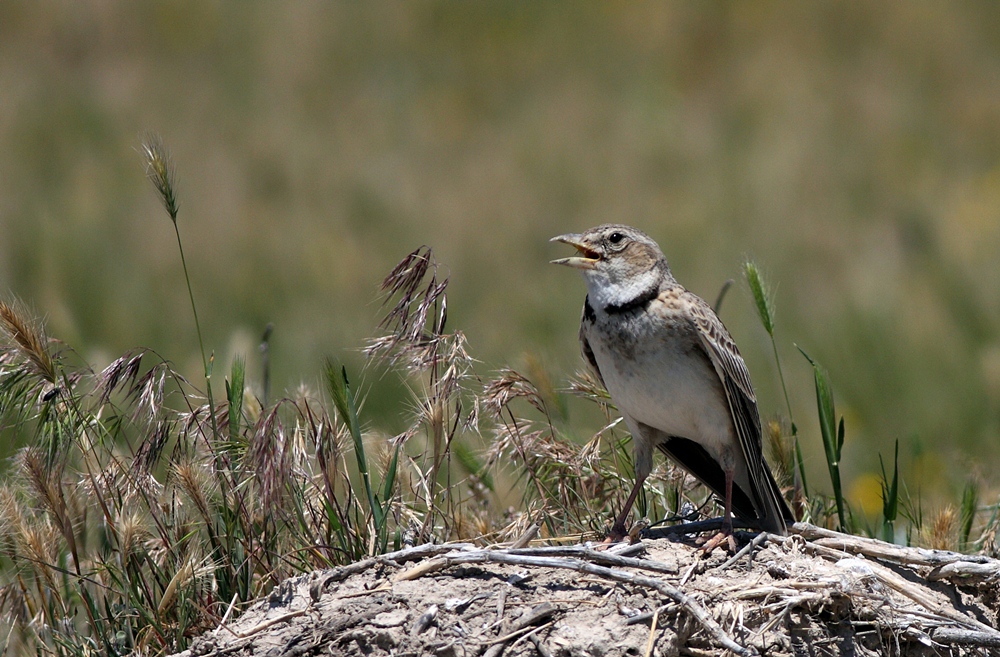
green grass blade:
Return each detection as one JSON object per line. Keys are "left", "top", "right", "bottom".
{"left": 975, "top": 502, "right": 998, "bottom": 552}
{"left": 794, "top": 435, "right": 809, "bottom": 499}
{"left": 227, "top": 356, "right": 245, "bottom": 443}
{"left": 376, "top": 443, "right": 400, "bottom": 552}
{"left": 744, "top": 261, "right": 797, "bottom": 462}
{"left": 381, "top": 444, "right": 400, "bottom": 510}
{"left": 798, "top": 347, "right": 846, "bottom": 530}
{"left": 713, "top": 278, "right": 734, "bottom": 315}
{"left": 879, "top": 439, "right": 899, "bottom": 543}
{"left": 325, "top": 361, "right": 377, "bottom": 529}
{"left": 144, "top": 135, "right": 219, "bottom": 443}
{"left": 959, "top": 480, "right": 978, "bottom": 551}
{"left": 453, "top": 441, "right": 494, "bottom": 492}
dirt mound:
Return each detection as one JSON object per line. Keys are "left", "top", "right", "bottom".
{"left": 174, "top": 524, "right": 1000, "bottom": 657}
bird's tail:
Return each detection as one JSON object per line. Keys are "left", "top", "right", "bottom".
{"left": 755, "top": 465, "right": 794, "bottom": 535}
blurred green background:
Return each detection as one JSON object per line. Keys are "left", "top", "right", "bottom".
{"left": 2, "top": 2, "right": 1000, "bottom": 514}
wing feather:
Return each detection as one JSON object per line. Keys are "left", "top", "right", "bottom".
{"left": 687, "top": 293, "right": 791, "bottom": 533}
{"left": 580, "top": 296, "right": 606, "bottom": 388}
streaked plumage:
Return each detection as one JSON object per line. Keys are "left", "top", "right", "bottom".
{"left": 551, "top": 224, "right": 792, "bottom": 540}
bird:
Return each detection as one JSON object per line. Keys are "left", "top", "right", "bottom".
{"left": 551, "top": 224, "right": 793, "bottom": 544}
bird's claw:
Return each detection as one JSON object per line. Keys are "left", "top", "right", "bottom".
{"left": 698, "top": 529, "right": 737, "bottom": 556}
{"left": 603, "top": 523, "right": 630, "bottom": 545}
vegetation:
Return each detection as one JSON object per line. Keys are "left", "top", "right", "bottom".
{"left": 0, "top": 140, "right": 997, "bottom": 655}
{"left": 6, "top": 3, "right": 1000, "bottom": 508}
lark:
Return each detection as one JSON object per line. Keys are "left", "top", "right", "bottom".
{"left": 552, "top": 224, "right": 792, "bottom": 544}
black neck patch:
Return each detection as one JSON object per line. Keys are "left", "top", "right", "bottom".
{"left": 583, "top": 296, "right": 596, "bottom": 323}
{"left": 603, "top": 284, "right": 659, "bottom": 315}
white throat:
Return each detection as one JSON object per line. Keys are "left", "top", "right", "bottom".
{"left": 584, "top": 267, "right": 661, "bottom": 312}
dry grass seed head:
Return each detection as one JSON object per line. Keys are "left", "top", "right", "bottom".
{"left": 765, "top": 418, "right": 794, "bottom": 488}
{"left": 134, "top": 420, "right": 172, "bottom": 480}
{"left": 242, "top": 387, "right": 263, "bottom": 425}
{"left": 382, "top": 246, "right": 432, "bottom": 300}
{"left": 427, "top": 332, "right": 474, "bottom": 398}
{"left": 368, "top": 247, "right": 452, "bottom": 367}
{"left": 18, "top": 448, "right": 64, "bottom": 520}
{"left": 117, "top": 510, "right": 151, "bottom": 557}
{"left": 97, "top": 351, "right": 145, "bottom": 408}
{"left": 489, "top": 422, "right": 587, "bottom": 504}
{"left": 483, "top": 369, "right": 549, "bottom": 418}
{"left": 493, "top": 420, "right": 582, "bottom": 468}
{"left": 0, "top": 486, "right": 22, "bottom": 536}
{"left": 157, "top": 555, "right": 213, "bottom": 617}
{"left": 374, "top": 249, "right": 431, "bottom": 344}
{"left": 389, "top": 425, "right": 420, "bottom": 456}
{"left": 448, "top": 507, "right": 486, "bottom": 541}
{"left": 0, "top": 582, "right": 29, "bottom": 626}
{"left": 405, "top": 274, "right": 448, "bottom": 346}
{"left": 290, "top": 420, "right": 309, "bottom": 479}
{"left": 0, "top": 300, "right": 56, "bottom": 384}
{"left": 145, "top": 510, "right": 200, "bottom": 572}
{"left": 131, "top": 363, "right": 168, "bottom": 426}
{"left": 928, "top": 506, "right": 958, "bottom": 551}
{"left": 249, "top": 405, "right": 291, "bottom": 512}
{"left": 495, "top": 504, "right": 548, "bottom": 543}
{"left": 383, "top": 334, "right": 476, "bottom": 422}
{"left": 179, "top": 402, "right": 216, "bottom": 454}
{"left": 566, "top": 370, "right": 612, "bottom": 408}
{"left": 174, "top": 460, "right": 214, "bottom": 527}
{"left": 309, "top": 411, "right": 342, "bottom": 484}
{"left": 16, "top": 520, "right": 62, "bottom": 592}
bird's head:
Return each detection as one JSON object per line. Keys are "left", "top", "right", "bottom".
{"left": 550, "top": 224, "right": 670, "bottom": 306}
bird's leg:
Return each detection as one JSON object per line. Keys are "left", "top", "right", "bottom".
{"left": 701, "top": 468, "right": 738, "bottom": 554}
{"left": 723, "top": 467, "right": 734, "bottom": 536}
{"left": 606, "top": 473, "right": 647, "bottom": 543}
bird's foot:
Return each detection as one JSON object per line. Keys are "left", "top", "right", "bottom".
{"left": 600, "top": 519, "right": 650, "bottom": 549}
{"left": 602, "top": 522, "right": 630, "bottom": 545}
{"left": 698, "top": 530, "right": 737, "bottom": 556}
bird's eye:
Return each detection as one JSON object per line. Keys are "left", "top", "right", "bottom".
{"left": 608, "top": 232, "right": 625, "bottom": 245}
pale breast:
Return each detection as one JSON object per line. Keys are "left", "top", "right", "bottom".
{"left": 585, "top": 302, "right": 736, "bottom": 460}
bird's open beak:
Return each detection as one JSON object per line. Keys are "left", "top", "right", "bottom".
{"left": 550, "top": 233, "right": 600, "bottom": 270}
